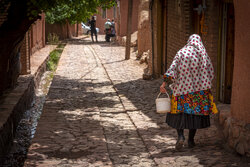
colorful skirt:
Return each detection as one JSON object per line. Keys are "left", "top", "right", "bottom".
{"left": 165, "top": 89, "right": 217, "bottom": 129}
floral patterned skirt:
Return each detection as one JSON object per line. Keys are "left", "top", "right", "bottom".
{"left": 166, "top": 89, "right": 217, "bottom": 129}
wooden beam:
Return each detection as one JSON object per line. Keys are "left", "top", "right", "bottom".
{"left": 125, "top": 0, "right": 133, "bottom": 60}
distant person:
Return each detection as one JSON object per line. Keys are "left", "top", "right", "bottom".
{"left": 104, "top": 19, "right": 112, "bottom": 42}
{"left": 88, "top": 16, "right": 98, "bottom": 42}
{"left": 111, "top": 19, "right": 116, "bottom": 36}
{"left": 104, "top": 19, "right": 112, "bottom": 29}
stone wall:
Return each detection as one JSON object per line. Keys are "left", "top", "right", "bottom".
{"left": 219, "top": 104, "right": 250, "bottom": 157}
{"left": 0, "top": 75, "right": 34, "bottom": 157}
{"left": 0, "top": 45, "right": 55, "bottom": 158}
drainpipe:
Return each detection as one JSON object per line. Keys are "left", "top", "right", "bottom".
{"left": 150, "top": 0, "right": 155, "bottom": 78}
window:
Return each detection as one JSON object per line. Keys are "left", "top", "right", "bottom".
{"left": 102, "top": 8, "right": 107, "bottom": 19}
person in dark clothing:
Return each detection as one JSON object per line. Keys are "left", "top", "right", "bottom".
{"left": 88, "top": 16, "right": 98, "bottom": 42}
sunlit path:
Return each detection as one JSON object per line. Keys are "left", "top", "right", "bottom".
{"left": 24, "top": 36, "right": 249, "bottom": 167}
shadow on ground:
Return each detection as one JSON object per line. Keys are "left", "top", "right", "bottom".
{"left": 26, "top": 36, "right": 250, "bottom": 166}
{"left": 25, "top": 73, "right": 250, "bottom": 166}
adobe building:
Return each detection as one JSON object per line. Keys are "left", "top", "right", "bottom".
{"left": 117, "top": 0, "right": 140, "bottom": 37}
{"left": 45, "top": 22, "right": 82, "bottom": 41}
{"left": 137, "top": 0, "right": 151, "bottom": 57}
{"left": 94, "top": 7, "right": 118, "bottom": 35}
{"left": 20, "top": 13, "right": 46, "bottom": 75}
{"left": 94, "top": 0, "right": 139, "bottom": 38}
{"left": 142, "top": 0, "right": 250, "bottom": 156}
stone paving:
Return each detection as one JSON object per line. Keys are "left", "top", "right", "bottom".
{"left": 25, "top": 36, "right": 250, "bottom": 167}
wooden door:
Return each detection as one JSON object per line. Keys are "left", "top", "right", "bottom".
{"left": 191, "top": 0, "right": 202, "bottom": 35}
{"left": 220, "top": 3, "right": 234, "bottom": 104}
{"left": 224, "top": 4, "right": 234, "bottom": 103}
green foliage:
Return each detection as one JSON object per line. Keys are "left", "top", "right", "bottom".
{"left": 46, "top": 48, "right": 63, "bottom": 71}
{"left": 47, "top": 33, "right": 59, "bottom": 44}
{"left": 57, "top": 43, "right": 66, "bottom": 49}
{"left": 26, "top": 0, "right": 116, "bottom": 23}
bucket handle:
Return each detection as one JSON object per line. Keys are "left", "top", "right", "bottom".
{"left": 157, "top": 92, "right": 170, "bottom": 99}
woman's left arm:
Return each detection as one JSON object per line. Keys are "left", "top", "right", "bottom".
{"left": 163, "top": 53, "right": 180, "bottom": 81}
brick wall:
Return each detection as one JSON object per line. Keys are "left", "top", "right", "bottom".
{"left": 30, "top": 13, "right": 46, "bottom": 55}
{"left": 166, "top": 0, "right": 190, "bottom": 69}
{"left": 20, "top": 31, "right": 31, "bottom": 75}
{"left": 20, "top": 14, "right": 46, "bottom": 75}
{"left": 201, "top": 0, "right": 220, "bottom": 97}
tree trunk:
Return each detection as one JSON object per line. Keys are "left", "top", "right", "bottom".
{"left": 76, "top": 21, "right": 79, "bottom": 37}
{"left": 125, "top": 0, "right": 133, "bottom": 60}
{"left": 0, "top": 1, "right": 37, "bottom": 95}
{"left": 66, "top": 20, "right": 73, "bottom": 38}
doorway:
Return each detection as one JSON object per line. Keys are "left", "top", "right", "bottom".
{"left": 191, "top": 0, "right": 202, "bottom": 35}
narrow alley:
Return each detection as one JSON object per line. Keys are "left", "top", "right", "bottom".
{"left": 23, "top": 36, "right": 249, "bottom": 167}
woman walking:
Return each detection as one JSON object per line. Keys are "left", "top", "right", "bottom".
{"left": 160, "top": 34, "right": 218, "bottom": 150}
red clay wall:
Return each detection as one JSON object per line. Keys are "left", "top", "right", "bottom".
{"left": 119, "top": 0, "right": 140, "bottom": 37}
{"left": 20, "top": 31, "right": 30, "bottom": 75}
{"left": 95, "top": 8, "right": 117, "bottom": 35}
{"left": 45, "top": 22, "right": 80, "bottom": 41}
{"left": 137, "top": 0, "right": 151, "bottom": 56}
{"left": 20, "top": 14, "right": 46, "bottom": 75}
{"left": 231, "top": 0, "right": 250, "bottom": 123}
{"left": 30, "top": 13, "right": 46, "bottom": 55}
{"left": 201, "top": 1, "right": 220, "bottom": 96}
{"left": 166, "top": 0, "right": 191, "bottom": 69}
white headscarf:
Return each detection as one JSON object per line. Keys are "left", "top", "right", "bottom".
{"left": 165, "top": 34, "right": 214, "bottom": 96}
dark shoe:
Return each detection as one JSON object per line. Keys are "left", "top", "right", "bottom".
{"left": 176, "top": 129, "right": 185, "bottom": 150}
{"left": 188, "top": 139, "right": 196, "bottom": 148}
{"left": 175, "top": 137, "right": 185, "bottom": 150}
{"left": 188, "top": 129, "right": 196, "bottom": 148}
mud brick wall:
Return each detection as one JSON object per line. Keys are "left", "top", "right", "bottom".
{"left": 30, "top": 14, "right": 46, "bottom": 55}
{"left": 95, "top": 8, "right": 117, "bottom": 35}
{"left": 201, "top": 0, "right": 220, "bottom": 97}
{"left": 20, "top": 31, "right": 31, "bottom": 75}
{"left": 166, "top": 0, "right": 191, "bottom": 69}
{"left": 118, "top": 0, "right": 140, "bottom": 37}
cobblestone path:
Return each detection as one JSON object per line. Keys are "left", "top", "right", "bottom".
{"left": 25, "top": 36, "right": 250, "bottom": 167}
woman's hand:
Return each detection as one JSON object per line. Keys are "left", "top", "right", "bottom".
{"left": 160, "top": 82, "right": 167, "bottom": 93}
